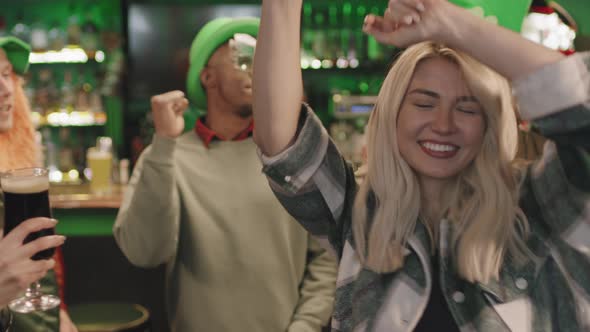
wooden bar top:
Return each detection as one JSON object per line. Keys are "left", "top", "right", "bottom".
{"left": 50, "top": 183, "right": 125, "bottom": 209}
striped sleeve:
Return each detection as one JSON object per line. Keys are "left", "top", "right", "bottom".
{"left": 258, "top": 104, "right": 357, "bottom": 257}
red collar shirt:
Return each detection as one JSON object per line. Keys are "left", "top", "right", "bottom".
{"left": 194, "top": 118, "right": 253, "bottom": 149}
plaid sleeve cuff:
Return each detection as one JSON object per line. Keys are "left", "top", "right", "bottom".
{"left": 513, "top": 52, "right": 590, "bottom": 121}
{"left": 257, "top": 104, "right": 330, "bottom": 194}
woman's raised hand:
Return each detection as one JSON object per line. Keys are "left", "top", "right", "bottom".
{"left": 362, "top": 0, "right": 461, "bottom": 48}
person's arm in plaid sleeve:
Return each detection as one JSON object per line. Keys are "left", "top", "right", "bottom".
{"left": 257, "top": 105, "right": 357, "bottom": 257}
{"left": 513, "top": 52, "right": 590, "bottom": 255}
{"left": 254, "top": 0, "right": 357, "bottom": 257}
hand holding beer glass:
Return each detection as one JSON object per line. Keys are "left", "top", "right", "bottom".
{"left": 0, "top": 217, "right": 64, "bottom": 308}
{"left": 1, "top": 168, "right": 63, "bottom": 313}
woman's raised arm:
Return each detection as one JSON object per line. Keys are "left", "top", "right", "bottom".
{"left": 252, "top": 0, "right": 304, "bottom": 156}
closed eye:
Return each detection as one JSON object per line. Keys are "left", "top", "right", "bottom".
{"left": 414, "top": 104, "right": 434, "bottom": 109}
{"left": 457, "top": 108, "right": 480, "bottom": 115}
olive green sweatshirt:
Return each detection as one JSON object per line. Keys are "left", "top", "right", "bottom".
{"left": 113, "top": 132, "right": 337, "bottom": 332}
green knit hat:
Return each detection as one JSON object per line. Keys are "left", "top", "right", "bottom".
{"left": 186, "top": 17, "right": 260, "bottom": 110}
{"left": 0, "top": 36, "right": 31, "bottom": 75}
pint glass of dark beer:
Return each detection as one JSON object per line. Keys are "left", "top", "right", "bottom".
{"left": 1, "top": 167, "right": 60, "bottom": 313}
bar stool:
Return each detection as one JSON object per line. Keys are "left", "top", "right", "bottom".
{"left": 68, "top": 302, "right": 150, "bottom": 332}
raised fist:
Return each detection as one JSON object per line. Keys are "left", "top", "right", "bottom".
{"left": 151, "top": 90, "right": 189, "bottom": 139}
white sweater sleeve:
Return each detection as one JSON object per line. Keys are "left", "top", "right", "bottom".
{"left": 113, "top": 135, "right": 181, "bottom": 267}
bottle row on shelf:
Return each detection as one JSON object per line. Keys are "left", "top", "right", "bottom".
{"left": 300, "top": 0, "right": 396, "bottom": 70}
{"left": 32, "top": 110, "right": 106, "bottom": 128}
{"left": 300, "top": 1, "right": 577, "bottom": 70}
{"left": 29, "top": 46, "right": 106, "bottom": 64}
{"left": 0, "top": 2, "right": 114, "bottom": 55}
{"left": 25, "top": 67, "right": 106, "bottom": 127}
{"left": 38, "top": 127, "right": 107, "bottom": 184}
{"left": 40, "top": 130, "right": 127, "bottom": 187}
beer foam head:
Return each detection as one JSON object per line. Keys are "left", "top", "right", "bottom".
{"left": 1, "top": 174, "right": 49, "bottom": 193}
{"left": 87, "top": 148, "right": 112, "bottom": 159}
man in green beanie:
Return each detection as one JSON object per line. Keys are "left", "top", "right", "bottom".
{"left": 114, "top": 17, "right": 337, "bottom": 331}
{"left": 0, "top": 36, "right": 77, "bottom": 332}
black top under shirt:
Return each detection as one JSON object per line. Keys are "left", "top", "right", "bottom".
{"left": 413, "top": 255, "right": 460, "bottom": 332}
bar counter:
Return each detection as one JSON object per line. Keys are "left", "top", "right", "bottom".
{"left": 49, "top": 183, "right": 169, "bottom": 331}
{"left": 50, "top": 183, "right": 124, "bottom": 237}
{"left": 50, "top": 183, "right": 125, "bottom": 209}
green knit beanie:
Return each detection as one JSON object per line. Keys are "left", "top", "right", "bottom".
{"left": 0, "top": 36, "right": 31, "bottom": 75}
{"left": 186, "top": 17, "right": 259, "bottom": 110}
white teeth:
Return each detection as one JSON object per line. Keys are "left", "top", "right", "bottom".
{"left": 421, "top": 142, "right": 457, "bottom": 152}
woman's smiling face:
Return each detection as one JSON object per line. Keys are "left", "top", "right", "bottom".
{"left": 396, "top": 56, "right": 486, "bottom": 182}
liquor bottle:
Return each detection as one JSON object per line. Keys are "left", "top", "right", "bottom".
{"left": 35, "top": 68, "right": 59, "bottom": 117}
{"left": 340, "top": 1, "right": 353, "bottom": 67}
{"left": 10, "top": 13, "right": 31, "bottom": 44}
{"left": 48, "top": 22, "right": 66, "bottom": 51}
{"left": 66, "top": 7, "right": 82, "bottom": 45}
{"left": 89, "top": 86, "right": 104, "bottom": 114}
{"left": 311, "top": 6, "right": 327, "bottom": 61}
{"left": 30, "top": 19, "right": 49, "bottom": 52}
{"left": 301, "top": 3, "right": 316, "bottom": 69}
{"left": 58, "top": 128, "right": 75, "bottom": 172}
{"left": 81, "top": 13, "right": 99, "bottom": 57}
{"left": 60, "top": 71, "right": 76, "bottom": 114}
{"left": 72, "top": 131, "right": 85, "bottom": 174}
{"left": 42, "top": 128, "right": 58, "bottom": 172}
{"left": 75, "top": 70, "right": 91, "bottom": 113}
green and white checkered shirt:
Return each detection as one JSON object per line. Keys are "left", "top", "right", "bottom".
{"left": 259, "top": 52, "right": 590, "bottom": 331}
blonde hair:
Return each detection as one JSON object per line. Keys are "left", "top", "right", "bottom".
{"left": 352, "top": 42, "right": 529, "bottom": 283}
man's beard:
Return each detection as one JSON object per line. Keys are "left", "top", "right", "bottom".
{"left": 236, "top": 104, "right": 253, "bottom": 118}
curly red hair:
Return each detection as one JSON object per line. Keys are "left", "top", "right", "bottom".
{"left": 0, "top": 73, "right": 39, "bottom": 171}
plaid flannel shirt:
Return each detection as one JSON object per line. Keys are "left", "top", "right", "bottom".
{"left": 259, "top": 52, "right": 590, "bottom": 332}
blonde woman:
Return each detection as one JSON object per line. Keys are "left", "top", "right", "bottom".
{"left": 253, "top": 0, "right": 589, "bottom": 331}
